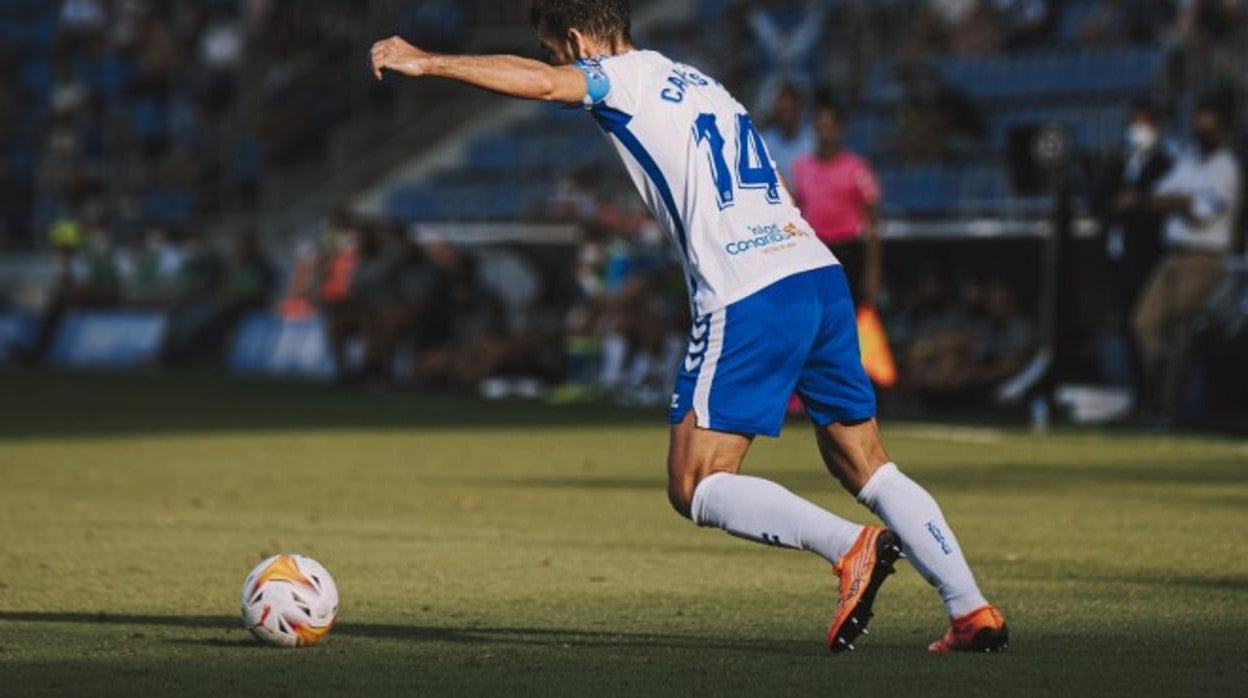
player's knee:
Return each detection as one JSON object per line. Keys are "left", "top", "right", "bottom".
{"left": 667, "top": 478, "right": 696, "bottom": 520}
{"left": 666, "top": 461, "right": 709, "bottom": 520}
{"left": 666, "top": 458, "right": 738, "bottom": 521}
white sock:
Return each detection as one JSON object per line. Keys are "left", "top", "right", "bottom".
{"left": 857, "top": 463, "right": 988, "bottom": 617}
{"left": 691, "top": 472, "right": 863, "bottom": 565}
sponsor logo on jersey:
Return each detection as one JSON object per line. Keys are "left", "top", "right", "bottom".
{"left": 724, "top": 222, "right": 811, "bottom": 257}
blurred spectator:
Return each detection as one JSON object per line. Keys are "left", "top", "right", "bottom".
{"left": 792, "top": 96, "right": 884, "bottom": 304}
{"left": 319, "top": 210, "right": 360, "bottom": 321}
{"left": 1176, "top": 0, "right": 1248, "bottom": 46}
{"left": 323, "top": 223, "right": 389, "bottom": 382}
{"left": 60, "top": 0, "right": 108, "bottom": 39}
{"left": 912, "top": 0, "right": 1006, "bottom": 56}
{"left": 419, "top": 255, "right": 533, "bottom": 392}
{"left": 548, "top": 169, "right": 601, "bottom": 223}
{"left": 366, "top": 224, "right": 443, "bottom": 386}
{"left": 1066, "top": 1, "right": 1174, "bottom": 46}
{"left": 197, "top": 5, "right": 243, "bottom": 114}
{"left": 168, "top": 229, "right": 277, "bottom": 361}
{"left": 69, "top": 221, "right": 124, "bottom": 309}
{"left": 893, "top": 64, "right": 987, "bottom": 162}
{"left": 320, "top": 219, "right": 454, "bottom": 387}
{"left": 991, "top": 0, "right": 1053, "bottom": 48}
{"left": 1170, "top": 0, "right": 1248, "bottom": 99}
{"left": 593, "top": 225, "right": 684, "bottom": 403}
{"left": 1090, "top": 98, "right": 1173, "bottom": 390}
{"left": 127, "top": 228, "right": 187, "bottom": 306}
{"left": 277, "top": 239, "right": 323, "bottom": 319}
{"left": 1134, "top": 94, "right": 1242, "bottom": 418}
{"left": 163, "top": 229, "right": 225, "bottom": 360}
{"left": 762, "top": 82, "right": 815, "bottom": 186}
{"left": 903, "top": 275, "right": 1037, "bottom": 399}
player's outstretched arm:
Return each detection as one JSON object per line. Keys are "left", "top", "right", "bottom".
{"left": 370, "top": 36, "right": 588, "bottom": 104}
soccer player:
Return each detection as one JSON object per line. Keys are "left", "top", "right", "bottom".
{"left": 371, "top": 0, "right": 1008, "bottom": 654}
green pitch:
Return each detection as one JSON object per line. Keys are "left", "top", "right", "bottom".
{"left": 1, "top": 373, "right": 1245, "bottom": 697}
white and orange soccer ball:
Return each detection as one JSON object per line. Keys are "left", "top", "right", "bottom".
{"left": 240, "top": 554, "right": 339, "bottom": 648}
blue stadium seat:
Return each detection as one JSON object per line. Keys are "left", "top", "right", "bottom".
{"left": 385, "top": 183, "right": 549, "bottom": 222}
{"left": 143, "top": 189, "right": 195, "bottom": 226}
{"left": 929, "top": 48, "right": 1164, "bottom": 100}
{"left": 877, "top": 164, "right": 1020, "bottom": 216}
{"left": 989, "top": 103, "right": 1129, "bottom": 154}
{"left": 20, "top": 59, "right": 51, "bottom": 97}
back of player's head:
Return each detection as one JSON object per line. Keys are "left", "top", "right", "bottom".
{"left": 530, "top": 0, "right": 632, "bottom": 44}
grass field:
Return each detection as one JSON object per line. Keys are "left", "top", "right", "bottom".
{"left": 1, "top": 372, "right": 1246, "bottom": 697}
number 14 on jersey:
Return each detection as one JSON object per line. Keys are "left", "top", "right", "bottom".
{"left": 693, "top": 112, "right": 783, "bottom": 209}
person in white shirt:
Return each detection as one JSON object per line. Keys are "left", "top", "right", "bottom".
{"left": 1134, "top": 95, "right": 1242, "bottom": 417}
{"left": 761, "top": 82, "right": 815, "bottom": 187}
{"left": 370, "top": 0, "right": 1008, "bottom": 654}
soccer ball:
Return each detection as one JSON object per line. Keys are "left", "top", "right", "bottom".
{"left": 240, "top": 554, "right": 339, "bottom": 647}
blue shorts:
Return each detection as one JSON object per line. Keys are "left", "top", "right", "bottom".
{"left": 670, "top": 266, "right": 876, "bottom": 437}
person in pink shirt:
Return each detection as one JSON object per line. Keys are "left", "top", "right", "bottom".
{"left": 792, "top": 98, "right": 884, "bottom": 304}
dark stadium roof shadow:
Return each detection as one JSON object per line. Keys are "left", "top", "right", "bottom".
{"left": 0, "top": 371, "right": 660, "bottom": 440}
{"left": 0, "top": 611, "right": 824, "bottom": 657}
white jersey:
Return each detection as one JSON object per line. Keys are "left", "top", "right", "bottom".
{"left": 577, "top": 50, "right": 837, "bottom": 316}
{"left": 1153, "top": 147, "right": 1241, "bottom": 254}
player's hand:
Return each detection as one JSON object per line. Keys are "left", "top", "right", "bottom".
{"left": 370, "top": 36, "right": 430, "bottom": 81}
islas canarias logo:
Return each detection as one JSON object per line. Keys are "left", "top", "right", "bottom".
{"left": 725, "top": 222, "right": 811, "bottom": 256}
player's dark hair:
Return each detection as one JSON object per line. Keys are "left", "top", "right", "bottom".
{"left": 530, "top": 0, "right": 632, "bottom": 44}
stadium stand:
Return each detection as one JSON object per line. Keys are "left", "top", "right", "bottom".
{"left": 1, "top": 0, "right": 1245, "bottom": 426}
{"left": 0, "top": 0, "right": 58, "bottom": 248}
{"left": 384, "top": 40, "right": 1165, "bottom": 222}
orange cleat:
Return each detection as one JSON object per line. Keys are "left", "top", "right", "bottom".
{"left": 928, "top": 604, "right": 1010, "bottom": 653}
{"left": 827, "top": 526, "right": 902, "bottom": 654}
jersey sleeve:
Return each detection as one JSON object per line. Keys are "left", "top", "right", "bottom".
{"left": 575, "top": 56, "right": 637, "bottom": 113}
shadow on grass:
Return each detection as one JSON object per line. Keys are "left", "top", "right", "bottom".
{"left": 0, "top": 371, "right": 658, "bottom": 441}
{"left": 996, "top": 567, "right": 1248, "bottom": 593}
{"left": 3, "top": 611, "right": 1245, "bottom": 697}
{"left": 478, "top": 459, "right": 1248, "bottom": 498}
{"left": 755, "top": 460, "right": 1248, "bottom": 494}
{"left": 0, "top": 611, "right": 819, "bottom": 657}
